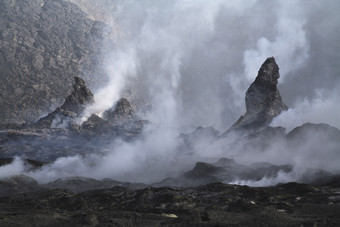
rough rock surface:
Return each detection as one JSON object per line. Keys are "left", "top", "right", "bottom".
{"left": 34, "top": 77, "right": 94, "bottom": 128}
{"left": 0, "top": 178, "right": 339, "bottom": 226}
{"left": 60, "top": 76, "right": 94, "bottom": 113}
{"left": 0, "top": 0, "right": 110, "bottom": 124}
{"left": 231, "top": 57, "right": 288, "bottom": 131}
{"left": 0, "top": 76, "right": 147, "bottom": 161}
{"left": 103, "top": 98, "right": 137, "bottom": 125}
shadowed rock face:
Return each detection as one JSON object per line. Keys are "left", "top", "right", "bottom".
{"left": 0, "top": 76, "right": 147, "bottom": 161}
{"left": 0, "top": 0, "right": 110, "bottom": 124}
{"left": 103, "top": 98, "right": 137, "bottom": 125}
{"left": 34, "top": 77, "right": 94, "bottom": 128}
{"left": 231, "top": 57, "right": 288, "bottom": 131}
{"left": 60, "top": 77, "right": 94, "bottom": 114}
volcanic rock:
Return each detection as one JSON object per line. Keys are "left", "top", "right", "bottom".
{"left": 34, "top": 77, "right": 93, "bottom": 128}
{"left": 60, "top": 77, "right": 94, "bottom": 113}
{"left": 44, "top": 176, "right": 146, "bottom": 193}
{"left": 0, "top": 175, "right": 40, "bottom": 196}
{"left": 103, "top": 98, "right": 137, "bottom": 125}
{"left": 1, "top": 179, "right": 340, "bottom": 226}
{"left": 287, "top": 122, "right": 340, "bottom": 142}
{"left": 231, "top": 57, "right": 288, "bottom": 131}
{"left": 0, "top": 0, "right": 110, "bottom": 124}
{"left": 0, "top": 77, "right": 147, "bottom": 161}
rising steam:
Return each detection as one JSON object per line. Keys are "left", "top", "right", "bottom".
{"left": 1, "top": 0, "right": 340, "bottom": 186}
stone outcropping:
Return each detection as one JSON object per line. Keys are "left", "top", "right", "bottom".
{"left": 34, "top": 77, "right": 94, "bottom": 128}
{"left": 103, "top": 98, "right": 137, "bottom": 125}
{"left": 231, "top": 57, "right": 288, "bottom": 131}
{"left": 0, "top": 0, "right": 111, "bottom": 124}
{"left": 0, "top": 76, "right": 147, "bottom": 161}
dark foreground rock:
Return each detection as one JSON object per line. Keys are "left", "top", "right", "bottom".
{"left": 230, "top": 57, "right": 288, "bottom": 132}
{"left": 0, "top": 179, "right": 339, "bottom": 226}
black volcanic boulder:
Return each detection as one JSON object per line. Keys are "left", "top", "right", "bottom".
{"left": 231, "top": 57, "right": 288, "bottom": 131}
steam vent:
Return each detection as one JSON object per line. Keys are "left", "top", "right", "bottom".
{"left": 231, "top": 57, "right": 288, "bottom": 131}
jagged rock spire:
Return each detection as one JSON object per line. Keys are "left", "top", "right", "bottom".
{"left": 59, "top": 77, "right": 94, "bottom": 114}
{"left": 33, "top": 77, "right": 93, "bottom": 128}
{"left": 231, "top": 57, "right": 288, "bottom": 131}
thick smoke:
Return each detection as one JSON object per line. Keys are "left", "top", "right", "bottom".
{"left": 2, "top": 0, "right": 340, "bottom": 185}
{"left": 271, "top": 87, "right": 340, "bottom": 131}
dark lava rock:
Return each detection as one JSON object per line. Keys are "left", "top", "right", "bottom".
{"left": 81, "top": 114, "right": 111, "bottom": 133}
{"left": 183, "top": 162, "right": 224, "bottom": 183}
{"left": 59, "top": 76, "right": 94, "bottom": 114}
{"left": 287, "top": 122, "right": 340, "bottom": 142}
{"left": 156, "top": 158, "right": 296, "bottom": 187}
{"left": 0, "top": 79, "right": 147, "bottom": 161}
{"left": 0, "top": 175, "right": 41, "bottom": 196}
{"left": 34, "top": 77, "right": 94, "bottom": 128}
{"left": 0, "top": 0, "right": 110, "bottom": 124}
{"left": 80, "top": 98, "right": 148, "bottom": 140}
{"left": 103, "top": 98, "right": 138, "bottom": 125}
{"left": 230, "top": 57, "right": 288, "bottom": 131}
{"left": 44, "top": 176, "right": 146, "bottom": 193}
{"left": 0, "top": 180, "right": 339, "bottom": 226}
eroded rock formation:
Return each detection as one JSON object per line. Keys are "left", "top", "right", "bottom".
{"left": 231, "top": 57, "right": 288, "bottom": 131}
{"left": 34, "top": 77, "right": 94, "bottom": 128}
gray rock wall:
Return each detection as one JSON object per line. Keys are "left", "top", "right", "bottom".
{"left": 0, "top": 0, "right": 110, "bottom": 124}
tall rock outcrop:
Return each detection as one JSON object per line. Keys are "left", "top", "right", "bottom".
{"left": 231, "top": 57, "right": 288, "bottom": 131}
{"left": 34, "top": 77, "right": 93, "bottom": 128}
{"left": 59, "top": 77, "right": 94, "bottom": 114}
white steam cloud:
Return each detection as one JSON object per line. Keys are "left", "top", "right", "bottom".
{"left": 272, "top": 87, "right": 340, "bottom": 131}
{"left": 2, "top": 0, "right": 340, "bottom": 186}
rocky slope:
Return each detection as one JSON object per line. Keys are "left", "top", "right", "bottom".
{"left": 0, "top": 0, "right": 111, "bottom": 124}
{"left": 230, "top": 57, "right": 288, "bottom": 131}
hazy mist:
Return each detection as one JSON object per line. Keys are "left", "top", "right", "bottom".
{"left": 1, "top": 0, "right": 340, "bottom": 186}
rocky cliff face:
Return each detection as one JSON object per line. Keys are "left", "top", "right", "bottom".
{"left": 0, "top": 0, "right": 110, "bottom": 124}
{"left": 231, "top": 57, "right": 288, "bottom": 131}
